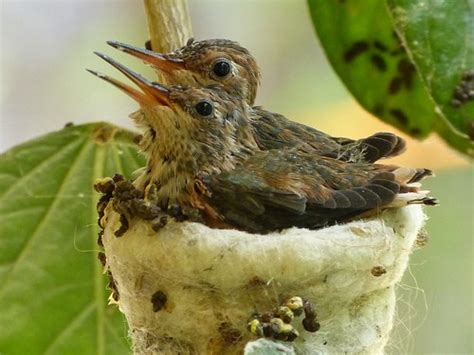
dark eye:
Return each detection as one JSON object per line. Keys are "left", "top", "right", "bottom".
{"left": 195, "top": 101, "right": 213, "bottom": 117}
{"left": 212, "top": 60, "right": 231, "bottom": 77}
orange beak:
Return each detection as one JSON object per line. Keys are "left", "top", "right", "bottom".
{"left": 89, "top": 52, "right": 171, "bottom": 107}
{"left": 107, "top": 40, "right": 185, "bottom": 73}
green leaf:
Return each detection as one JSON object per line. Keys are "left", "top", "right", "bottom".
{"left": 386, "top": 0, "right": 474, "bottom": 150}
{"left": 0, "top": 122, "right": 145, "bottom": 355}
{"left": 307, "top": 0, "right": 474, "bottom": 156}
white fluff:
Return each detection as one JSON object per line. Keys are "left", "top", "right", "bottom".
{"left": 101, "top": 204, "right": 426, "bottom": 354}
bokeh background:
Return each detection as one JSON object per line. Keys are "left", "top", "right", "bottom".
{"left": 1, "top": 1, "right": 472, "bottom": 354}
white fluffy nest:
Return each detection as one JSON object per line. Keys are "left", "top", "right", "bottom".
{"left": 101, "top": 204, "right": 426, "bottom": 355}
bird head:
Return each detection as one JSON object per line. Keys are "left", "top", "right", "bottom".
{"left": 107, "top": 39, "right": 261, "bottom": 106}
{"left": 88, "top": 53, "right": 257, "bottom": 183}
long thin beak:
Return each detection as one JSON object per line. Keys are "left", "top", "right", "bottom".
{"left": 92, "top": 52, "right": 171, "bottom": 106}
{"left": 107, "top": 40, "right": 185, "bottom": 72}
{"left": 86, "top": 69, "right": 153, "bottom": 106}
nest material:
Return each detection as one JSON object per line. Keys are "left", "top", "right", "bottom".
{"left": 101, "top": 203, "right": 425, "bottom": 354}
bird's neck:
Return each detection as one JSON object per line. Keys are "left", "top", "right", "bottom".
{"left": 134, "top": 133, "right": 254, "bottom": 208}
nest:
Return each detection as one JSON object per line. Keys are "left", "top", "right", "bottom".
{"left": 100, "top": 203, "right": 425, "bottom": 354}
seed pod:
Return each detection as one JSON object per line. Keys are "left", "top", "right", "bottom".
{"left": 285, "top": 296, "right": 304, "bottom": 316}
{"left": 302, "top": 317, "right": 320, "bottom": 333}
{"left": 276, "top": 306, "right": 294, "bottom": 324}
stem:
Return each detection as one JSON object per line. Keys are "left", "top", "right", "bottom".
{"left": 143, "top": 0, "right": 193, "bottom": 53}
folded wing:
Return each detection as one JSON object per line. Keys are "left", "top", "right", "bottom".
{"left": 198, "top": 149, "right": 432, "bottom": 233}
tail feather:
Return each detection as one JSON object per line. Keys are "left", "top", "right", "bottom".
{"left": 392, "top": 167, "right": 433, "bottom": 184}
{"left": 388, "top": 135, "right": 407, "bottom": 157}
{"left": 408, "top": 168, "right": 433, "bottom": 183}
{"left": 387, "top": 165, "right": 438, "bottom": 208}
{"left": 356, "top": 132, "right": 407, "bottom": 163}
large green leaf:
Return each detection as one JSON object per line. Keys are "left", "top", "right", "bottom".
{"left": 0, "top": 122, "right": 144, "bottom": 354}
{"left": 387, "top": 0, "right": 474, "bottom": 151}
{"left": 307, "top": 0, "right": 473, "bottom": 156}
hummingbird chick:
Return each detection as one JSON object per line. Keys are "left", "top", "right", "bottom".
{"left": 107, "top": 39, "right": 406, "bottom": 163}
{"left": 88, "top": 54, "right": 436, "bottom": 233}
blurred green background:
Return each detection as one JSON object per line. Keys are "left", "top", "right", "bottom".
{"left": 1, "top": 1, "right": 472, "bottom": 354}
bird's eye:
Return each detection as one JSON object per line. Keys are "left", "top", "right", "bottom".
{"left": 212, "top": 60, "right": 231, "bottom": 77}
{"left": 195, "top": 101, "right": 213, "bottom": 117}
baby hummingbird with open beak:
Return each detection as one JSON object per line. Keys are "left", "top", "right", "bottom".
{"left": 107, "top": 39, "right": 406, "bottom": 163}
{"left": 88, "top": 53, "right": 436, "bottom": 233}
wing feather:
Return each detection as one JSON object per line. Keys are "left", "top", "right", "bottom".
{"left": 200, "top": 150, "right": 406, "bottom": 233}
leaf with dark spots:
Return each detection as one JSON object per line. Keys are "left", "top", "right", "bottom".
{"left": 308, "top": 0, "right": 437, "bottom": 135}
{"left": 307, "top": 0, "right": 474, "bottom": 157}
{"left": 387, "top": 0, "right": 474, "bottom": 149}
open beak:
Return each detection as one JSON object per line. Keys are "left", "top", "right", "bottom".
{"left": 89, "top": 52, "right": 171, "bottom": 107}
{"left": 107, "top": 40, "right": 185, "bottom": 73}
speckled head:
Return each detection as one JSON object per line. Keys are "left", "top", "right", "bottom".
{"left": 107, "top": 39, "right": 261, "bottom": 106}
{"left": 88, "top": 53, "right": 258, "bottom": 201}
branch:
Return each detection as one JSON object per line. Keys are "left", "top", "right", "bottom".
{"left": 143, "top": 0, "right": 193, "bottom": 53}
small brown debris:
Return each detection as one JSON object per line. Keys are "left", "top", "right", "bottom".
{"left": 247, "top": 296, "right": 319, "bottom": 342}
{"left": 283, "top": 296, "right": 304, "bottom": 316}
{"left": 218, "top": 322, "right": 242, "bottom": 345}
{"left": 275, "top": 306, "right": 294, "bottom": 324}
{"left": 260, "top": 312, "right": 273, "bottom": 323}
{"left": 415, "top": 228, "right": 429, "bottom": 248}
{"left": 303, "top": 299, "right": 316, "bottom": 320}
{"left": 93, "top": 125, "right": 118, "bottom": 145}
{"left": 133, "top": 134, "right": 143, "bottom": 145}
{"left": 301, "top": 298, "right": 320, "bottom": 333}
{"left": 112, "top": 173, "right": 125, "bottom": 183}
{"left": 111, "top": 179, "right": 169, "bottom": 236}
{"left": 302, "top": 317, "right": 320, "bottom": 333}
{"left": 151, "top": 216, "right": 168, "bottom": 231}
{"left": 115, "top": 214, "right": 129, "bottom": 237}
{"left": 94, "top": 177, "right": 115, "bottom": 194}
{"left": 97, "top": 230, "right": 104, "bottom": 247}
{"left": 371, "top": 266, "right": 387, "bottom": 277}
{"left": 97, "top": 252, "right": 106, "bottom": 267}
{"left": 270, "top": 318, "right": 298, "bottom": 342}
{"left": 246, "top": 276, "right": 267, "bottom": 288}
{"left": 151, "top": 290, "right": 167, "bottom": 312}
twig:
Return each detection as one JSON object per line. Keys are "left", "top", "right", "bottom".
{"left": 143, "top": 0, "right": 193, "bottom": 53}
